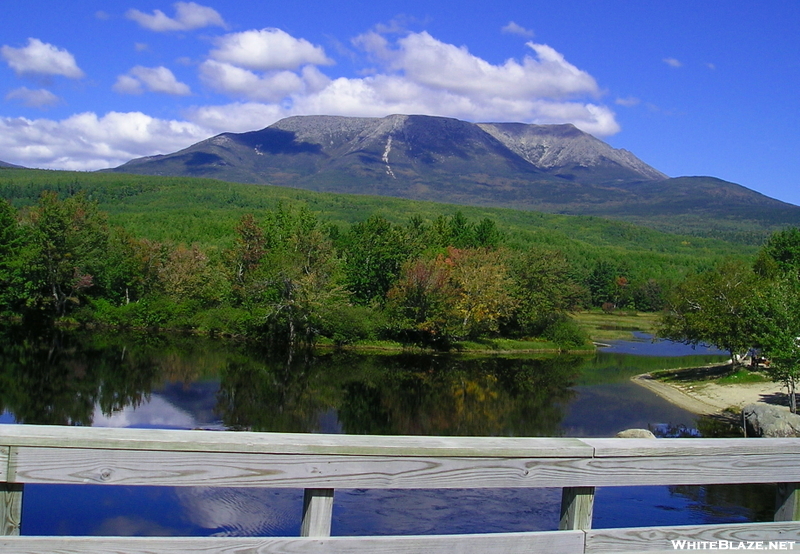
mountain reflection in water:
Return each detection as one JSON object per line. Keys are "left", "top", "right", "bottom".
{"left": 0, "top": 327, "right": 774, "bottom": 536}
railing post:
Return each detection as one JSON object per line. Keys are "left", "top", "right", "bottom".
{"left": 775, "top": 482, "right": 800, "bottom": 521}
{"left": 1, "top": 484, "right": 23, "bottom": 536}
{"left": 300, "top": 488, "right": 334, "bottom": 537}
{"left": 559, "top": 486, "right": 595, "bottom": 530}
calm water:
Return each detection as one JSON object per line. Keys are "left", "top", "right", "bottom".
{"left": 0, "top": 327, "right": 775, "bottom": 536}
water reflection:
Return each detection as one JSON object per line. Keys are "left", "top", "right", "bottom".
{"left": 0, "top": 326, "right": 774, "bottom": 537}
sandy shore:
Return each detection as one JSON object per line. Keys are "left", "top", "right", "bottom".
{"left": 632, "top": 368, "right": 788, "bottom": 416}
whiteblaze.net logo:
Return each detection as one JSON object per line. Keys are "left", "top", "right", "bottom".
{"left": 671, "top": 540, "right": 796, "bottom": 551}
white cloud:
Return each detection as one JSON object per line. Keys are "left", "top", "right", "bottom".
{"left": 126, "top": 1, "right": 226, "bottom": 32}
{"left": 1, "top": 38, "right": 84, "bottom": 78}
{"left": 209, "top": 28, "right": 333, "bottom": 71}
{"left": 663, "top": 57, "right": 682, "bottom": 68}
{"left": 358, "top": 32, "right": 600, "bottom": 101}
{"left": 5, "top": 87, "right": 60, "bottom": 108}
{"left": 199, "top": 60, "right": 330, "bottom": 102}
{"left": 502, "top": 22, "right": 535, "bottom": 38}
{"left": 0, "top": 111, "right": 209, "bottom": 170}
{"left": 615, "top": 96, "right": 641, "bottom": 107}
{"left": 0, "top": 27, "right": 621, "bottom": 171}
{"left": 114, "top": 66, "right": 192, "bottom": 95}
{"left": 186, "top": 102, "right": 287, "bottom": 133}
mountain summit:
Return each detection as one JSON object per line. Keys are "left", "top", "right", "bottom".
{"left": 110, "top": 114, "right": 800, "bottom": 237}
{"left": 115, "top": 114, "right": 665, "bottom": 188}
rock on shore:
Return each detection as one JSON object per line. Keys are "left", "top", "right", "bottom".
{"left": 742, "top": 403, "right": 800, "bottom": 437}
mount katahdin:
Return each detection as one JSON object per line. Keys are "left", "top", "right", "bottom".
{"left": 110, "top": 114, "right": 800, "bottom": 237}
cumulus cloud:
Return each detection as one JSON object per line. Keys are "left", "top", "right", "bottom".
{"left": 1, "top": 38, "right": 84, "bottom": 78}
{"left": 502, "top": 22, "right": 534, "bottom": 37}
{"left": 196, "top": 29, "right": 616, "bottom": 135}
{"left": 663, "top": 57, "right": 682, "bottom": 68}
{"left": 113, "top": 66, "right": 192, "bottom": 95}
{"left": 198, "top": 60, "right": 309, "bottom": 102}
{"left": 381, "top": 32, "right": 600, "bottom": 100}
{"left": 0, "top": 26, "right": 622, "bottom": 170}
{"left": 0, "top": 111, "right": 209, "bottom": 170}
{"left": 126, "top": 1, "right": 226, "bottom": 32}
{"left": 209, "top": 28, "right": 333, "bottom": 71}
{"left": 5, "top": 87, "right": 60, "bottom": 108}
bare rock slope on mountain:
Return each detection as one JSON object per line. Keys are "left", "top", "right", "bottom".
{"left": 110, "top": 114, "right": 800, "bottom": 236}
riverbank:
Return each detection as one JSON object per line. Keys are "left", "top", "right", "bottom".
{"left": 632, "top": 365, "right": 786, "bottom": 416}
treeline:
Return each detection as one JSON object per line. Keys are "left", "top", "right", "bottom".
{"left": 0, "top": 192, "right": 712, "bottom": 348}
{"left": 659, "top": 227, "right": 800, "bottom": 411}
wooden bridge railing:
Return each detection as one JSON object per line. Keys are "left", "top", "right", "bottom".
{"left": 1, "top": 424, "right": 799, "bottom": 553}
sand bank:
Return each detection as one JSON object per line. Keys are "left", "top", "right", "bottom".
{"left": 632, "top": 369, "right": 788, "bottom": 416}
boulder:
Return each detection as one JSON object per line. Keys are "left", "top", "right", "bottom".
{"left": 742, "top": 403, "right": 800, "bottom": 437}
{"left": 615, "top": 428, "right": 656, "bottom": 439}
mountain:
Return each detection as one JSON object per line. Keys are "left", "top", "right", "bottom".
{"left": 110, "top": 114, "right": 800, "bottom": 237}
{"left": 0, "top": 160, "right": 24, "bottom": 169}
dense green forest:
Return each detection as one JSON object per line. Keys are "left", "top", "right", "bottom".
{"left": 0, "top": 168, "right": 765, "bottom": 350}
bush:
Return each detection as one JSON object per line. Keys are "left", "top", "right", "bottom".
{"left": 320, "top": 304, "right": 386, "bottom": 345}
{"left": 544, "top": 316, "right": 590, "bottom": 350}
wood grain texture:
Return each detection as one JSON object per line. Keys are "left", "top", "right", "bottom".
{"left": 775, "top": 483, "right": 800, "bottom": 521}
{"left": 11, "top": 446, "right": 800, "bottom": 488}
{"left": 0, "top": 424, "right": 592, "bottom": 458}
{"left": 0, "top": 530, "right": 586, "bottom": 554}
{"left": 584, "top": 437, "right": 800, "bottom": 458}
{"left": 559, "top": 486, "right": 595, "bottom": 530}
{"left": 0, "top": 484, "right": 23, "bottom": 536}
{"left": 11, "top": 446, "right": 591, "bottom": 488}
{"left": 585, "top": 521, "right": 800, "bottom": 553}
{"left": 0, "top": 446, "right": 8, "bottom": 481}
{"left": 300, "top": 489, "right": 334, "bottom": 537}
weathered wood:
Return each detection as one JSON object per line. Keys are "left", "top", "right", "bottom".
{"left": 584, "top": 437, "right": 800, "bottom": 458}
{"left": 300, "top": 488, "right": 334, "bottom": 537}
{"left": 559, "top": 486, "right": 595, "bottom": 530}
{"left": 775, "top": 482, "right": 800, "bottom": 521}
{"left": 0, "top": 484, "right": 23, "bottom": 536}
{"left": 0, "top": 424, "right": 592, "bottom": 458}
{"left": 4, "top": 424, "right": 800, "bottom": 552}
{"left": 10, "top": 446, "right": 800, "bottom": 489}
{"left": 0, "top": 445, "right": 8, "bottom": 481}
{"left": 10, "top": 446, "right": 595, "bottom": 489}
{"left": 0, "top": 530, "right": 586, "bottom": 554}
{"left": 585, "top": 520, "right": 800, "bottom": 552}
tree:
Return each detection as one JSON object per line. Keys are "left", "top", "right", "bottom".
{"left": 386, "top": 254, "right": 459, "bottom": 346}
{"left": 761, "top": 227, "right": 800, "bottom": 276}
{"left": 659, "top": 259, "right": 759, "bottom": 364}
{"left": 448, "top": 248, "right": 518, "bottom": 338}
{"left": 0, "top": 200, "right": 26, "bottom": 313}
{"left": 508, "top": 248, "right": 584, "bottom": 336}
{"left": 754, "top": 277, "right": 800, "bottom": 413}
{"left": 386, "top": 248, "right": 517, "bottom": 345}
{"left": 24, "top": 192, "right": 110, "bottom": 317}
{"left": 342, "top": 215, "right": 414, "bottom": 305}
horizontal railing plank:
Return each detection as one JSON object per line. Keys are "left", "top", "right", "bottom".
{"left": 0, "top": 425, "right": 592, "bottom": 458}
{"left": 9, "top": 446, "right": 800, "bottom": 488}
{"left": 584, "top": 437, "right": 800, "bottom": 458}
{"left": 11, "top": 447, "right": 589, "bottom": 488}
{"left": 586, "top": 521, "right": 800, "bottom": 552}
{"left": 0, "top": 530, "right": 586, "bottom": 554}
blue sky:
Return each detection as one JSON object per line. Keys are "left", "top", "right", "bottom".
{"left": 1, "top": 1, "right": 799, "bottom": 206}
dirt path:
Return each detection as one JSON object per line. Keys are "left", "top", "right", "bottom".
{"left": 632, "top": 371, "right": 787, "bottom": 416}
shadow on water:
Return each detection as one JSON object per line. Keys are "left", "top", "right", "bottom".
{"left": 0, "top": 326, "right": 775, "bottom": 536}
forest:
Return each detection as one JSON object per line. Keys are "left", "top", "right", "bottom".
{"left": 0, "top": 168, "right": 790, "bottom": 355}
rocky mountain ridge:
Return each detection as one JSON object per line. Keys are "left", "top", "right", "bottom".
{"left": 109, "top": 114, "right": 800, "bottom": 238}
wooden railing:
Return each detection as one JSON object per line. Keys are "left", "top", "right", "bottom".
{"left": 1, "top": 424, "right": 799, "bottom": 553}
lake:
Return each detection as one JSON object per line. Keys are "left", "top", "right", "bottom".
{"left": 0, "top": 327, "right": 776, "bottom": 536}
